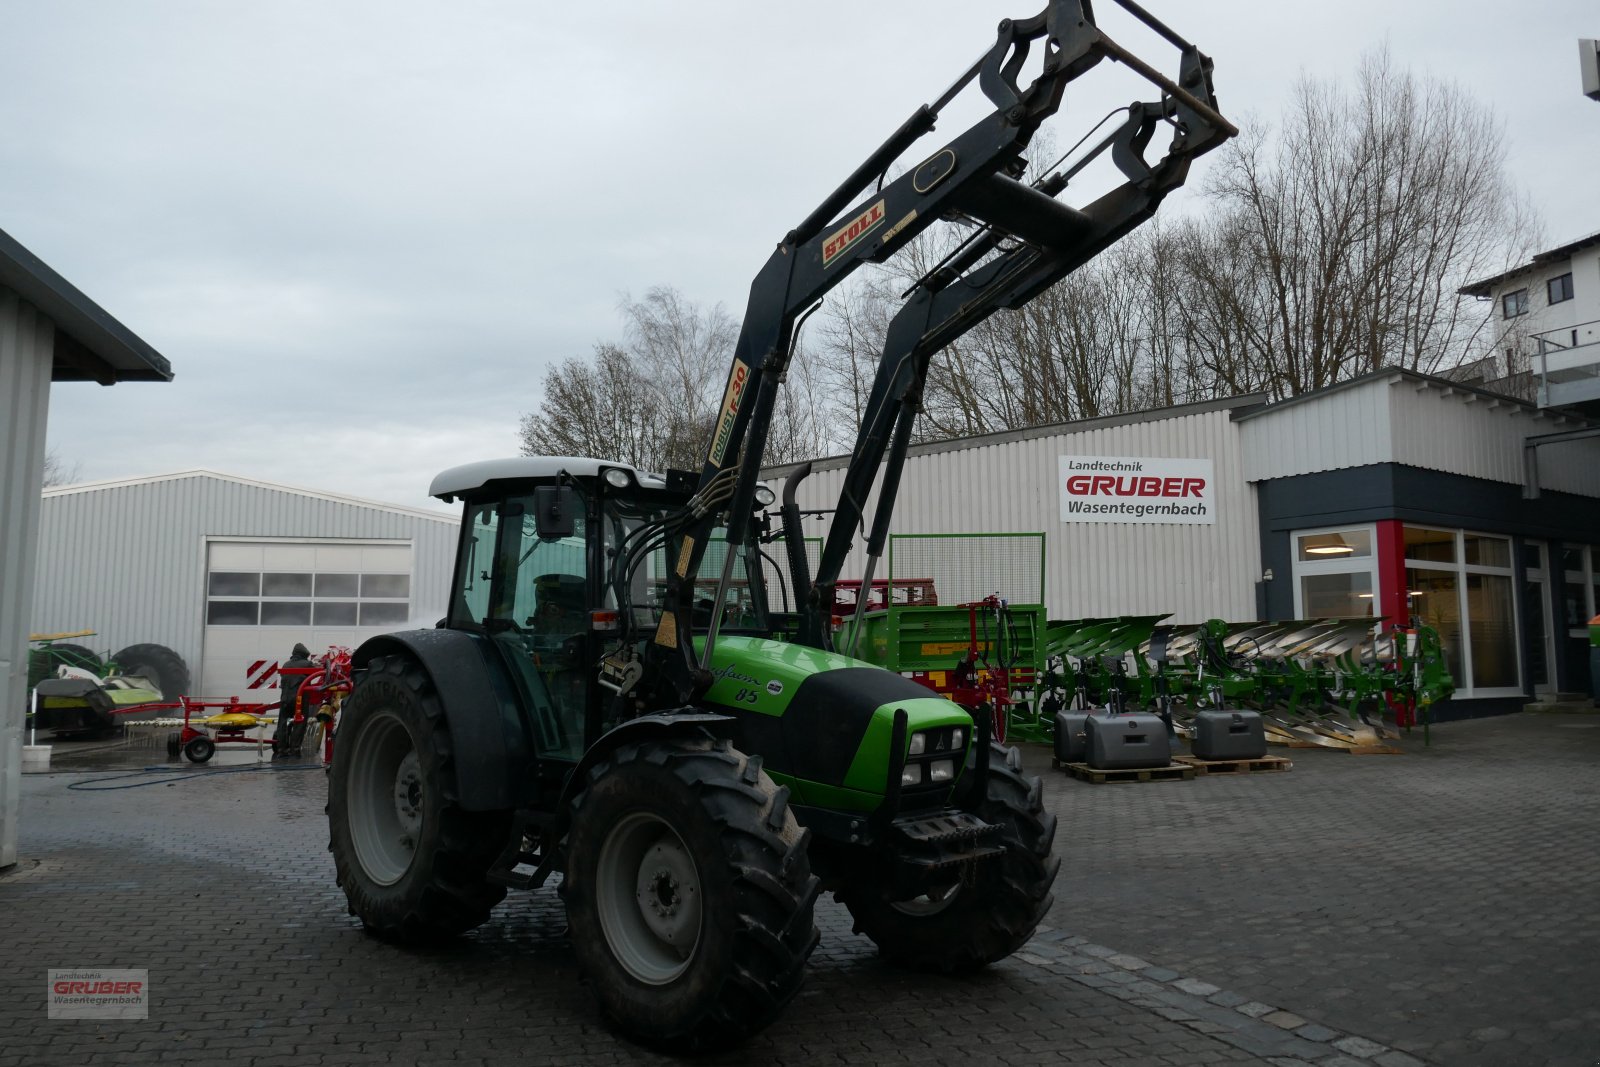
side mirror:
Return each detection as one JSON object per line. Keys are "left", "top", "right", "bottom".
{"left": 533, "top": 486, "right": 579, "bottom": 540}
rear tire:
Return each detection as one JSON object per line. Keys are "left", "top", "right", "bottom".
{"left": 112, "top": 643, "right": 191, "bottom": 700}
{"left": 327, "top": 655, "right": 511, "bottom": 942}
{"left": 564, "top": 733, "right": 819, "bottom": 1052}
{"left": 839, "top": 741, "right": 1058, "bottom": 971}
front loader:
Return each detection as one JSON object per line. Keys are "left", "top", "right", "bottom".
{"left": 326, "top": 0, "right": 1234, "bottom": 1051}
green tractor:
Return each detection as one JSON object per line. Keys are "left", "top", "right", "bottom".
{"left": 326, "top": 0, "right": 1233, "bottom": 1049}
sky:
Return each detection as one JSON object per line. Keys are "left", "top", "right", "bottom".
{"left": 3, "top": 0, "right": 1597, "bottom": 512}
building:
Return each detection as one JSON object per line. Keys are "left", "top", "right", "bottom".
{"left": 770, "top": 368, "right": 1600, "bottom": 716}
{"left": 31, "top": 471, "right": 459, "bottom": 700}
{"left": 1458, "top": 231, "right": 1600, "bottom": 414}
{"left": 1, "top": 225, "right": 173, "bottom": 870}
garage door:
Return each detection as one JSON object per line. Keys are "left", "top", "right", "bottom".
{"left": 201, "top": 540, "right": 415, "bottom": 699}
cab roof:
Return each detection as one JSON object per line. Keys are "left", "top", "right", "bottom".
{"left": 429, "top": 457, "right": 668, "bottom": 501}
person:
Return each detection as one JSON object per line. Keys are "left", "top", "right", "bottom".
{"left": 274, "top": 643, "right": 314, "bottom": 760}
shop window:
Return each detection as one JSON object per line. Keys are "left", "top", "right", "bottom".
{"left": 1296, "top": 528, "right": 1372, "bottom": 562}
{"left": 1407, "top": 567, "right": 1462, "bottom": 684}
{"left": 1301, "top": 572, "right": 1374, "bottom": 618}
{"left": 1463, "top": 534, "right": 1510, "bottom": 569}
{"left": 1502, "top": 288, "right": 1528, "bottom": 318}
{"left": 1404, "top": 526, "right": 1520, "bottom": 696}
{"left": 1291, "top": 525, "right": 1378, "bottom": 622}
{"left": 1404, "top": 527, "right": 1456, "bottom": 564}
{"left": 1547, "top": 272, "right": 1573, "bottom": 305}
{"left": 1466, "top": 573, "right": 1517, "bottom": 688}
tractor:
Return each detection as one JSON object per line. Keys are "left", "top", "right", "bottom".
{"left": 326, "top": 0, "right": 1234, "bottom": 1050}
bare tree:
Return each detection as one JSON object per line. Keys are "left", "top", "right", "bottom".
{"left": 41, "top": 448, "right": 80, "bottom": 488}
{"left": 519, "top": 285, "right": 836, "bottom": 470}
{"left": 1190, "top": 49, "right": 1538, "bottom": 399}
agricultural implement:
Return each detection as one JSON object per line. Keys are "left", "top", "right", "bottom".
{"left": 162, "top": 647, "right": 353, "bottom": 763}
{"left": 1030, "top": 614, "right": 1456, "bottom": 749}
{"left": 27, "top": 630, "right": 191, "bottom": 737}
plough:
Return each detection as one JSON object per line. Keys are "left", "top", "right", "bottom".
{"left": 1017, "top": 615, "right": 1455, "bottom": 749}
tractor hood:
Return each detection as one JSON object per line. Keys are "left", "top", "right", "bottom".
{"left": 698, "top": 636, "right": 972, "bottom": 811}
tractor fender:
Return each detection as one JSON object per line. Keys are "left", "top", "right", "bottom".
{"left": 351, "top": 629, "right": 534, "bottom": 812}
{"left": 558, "top": 711, "right": 736, "bottom": 809}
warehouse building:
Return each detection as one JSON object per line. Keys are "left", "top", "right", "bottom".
{"left": 772, "top": 368, "right": 1600, "bottom": 716}
{"left": 32, "top": 472, "right": 458, "bottom": 700}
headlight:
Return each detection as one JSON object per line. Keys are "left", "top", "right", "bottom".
{"left": 901, "top": 765, "right": 922, "bottom": 786}
{"left": 754, "top": 484, "right": 777, "bottom": 507}
{"left": 929, "top": 760, "right": 955, "bottom": 783}
{"left": 603, "top": 467, "right": 633, "bottom": 489}
{"left": 950, "top": 728, "right": 964, "bottom": 749}
{"left": 908, "top": 731, "right": 927, "bottom": 756}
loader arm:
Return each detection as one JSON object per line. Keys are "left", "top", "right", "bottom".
{"left": 796, "top": 37, "right": 1234, "bottom": 650}
{"left": 649, "top": 0, "right": 1237, "bottom": 705}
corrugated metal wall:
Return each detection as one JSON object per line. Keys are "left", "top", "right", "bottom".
{"left": 1, "top": 291, "right": 54, "bottom": 867}
{"left": 780, "top": 403, "right": 1261, "bottom": 624}
{"left": 1241, "top": 373, "right": 1600, "bottom": 497}
{"left": 30, "top": 473, "right": 460, "bottom": 683}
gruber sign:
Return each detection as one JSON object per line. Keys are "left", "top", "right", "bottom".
{"left": 1059, "top": 456, "right": 1215, "bottom": 525}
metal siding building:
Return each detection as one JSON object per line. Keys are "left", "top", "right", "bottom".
{"left": 33, "top": 471, "right": 459, "bottom": 699}
{"left": 772, "top": 395, "right": 1265, "bottom": 624}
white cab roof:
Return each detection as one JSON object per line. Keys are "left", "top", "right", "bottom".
{"left": 429, "top": 457, "right": 667, "bottom": 500}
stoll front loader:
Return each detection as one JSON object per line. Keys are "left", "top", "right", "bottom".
{"left": 326, "top": 0, "right": 1234, "bottom": 1050}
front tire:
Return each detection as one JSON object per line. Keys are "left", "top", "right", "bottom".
{"left": 564, "top": 733, "right": 819, "bottom": 1052}
{"left": 839, "top": 741, "right": 1058, "bottom": 971}
{"left": 327, "top": 655, "right": 511, "bottom": 942}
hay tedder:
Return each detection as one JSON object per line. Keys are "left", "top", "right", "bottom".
{"left": 162, "top": 647, "right": 354, "bottom": 763}
{"left": 833, "top": 534, "right": 1455, "bottom": 749}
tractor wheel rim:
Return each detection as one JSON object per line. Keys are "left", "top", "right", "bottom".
{"left": 347, "top": 712, "right": 418, "bottom": 887}
{"left": 595, "top": 811, "right": 702, "bottom": 985}
{"left": 890, "top": 881, "right": 961, "bottom": 917}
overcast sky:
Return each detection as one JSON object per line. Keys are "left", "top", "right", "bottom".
{"left": 4, "top": 0, "right": 1596, "bottom": 511}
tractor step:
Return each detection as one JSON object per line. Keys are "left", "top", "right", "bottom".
{"left": 1174, "top": 754, "right": 1292, "bottom": 776}
{"left": 1052, "top": 759, "right": 1194, "bottom": 784}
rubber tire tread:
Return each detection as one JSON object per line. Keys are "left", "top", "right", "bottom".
{"left": 326, "top": 654, "right": 511, "bottom": 943}
{"left": 111, "top": 643, "right": 191, "bottom": 700}
{"left": 564, "top": 732, "right": 820, "bottom": 1052}
{"left": 839, "top": 741, "right": 1059, "bottom": 972}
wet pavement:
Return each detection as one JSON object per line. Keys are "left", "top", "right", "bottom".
{"left": 2, "top": 712, "right": 1597, "bottom": 1065}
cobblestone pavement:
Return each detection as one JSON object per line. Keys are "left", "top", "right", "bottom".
{"left": 1, "top": 713, "right": 1595, "bottom": 1065}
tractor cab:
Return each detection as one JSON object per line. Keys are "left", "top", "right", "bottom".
{"left": 429, "top": 456, "right": 777, "bottom": 762}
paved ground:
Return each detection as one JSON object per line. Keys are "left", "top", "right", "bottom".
{"left": 1, "top": 713, "right": 1596, "bottom": 1065}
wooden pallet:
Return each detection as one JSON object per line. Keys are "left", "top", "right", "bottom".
{"left": 1052, "top": 759, "right": 1195, "bottom": 784}
{"left": 1174, "top": 754, "right": 1293, "bottom": 776}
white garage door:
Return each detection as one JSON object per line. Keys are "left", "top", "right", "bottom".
{"left": 201, "top": 540, "right": 416, "bottom": 700}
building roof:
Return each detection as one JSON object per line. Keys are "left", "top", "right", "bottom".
{"left": 1458, "top": 230, "right": 1600, "bottom": 297}
{"left": 0, "top": 224, "right": 173, "bottom": 384}
{"left": 42, "top": 470, "right": 457, "bottom": 523}
{"left": 1230, "top": 366, "right": 1584, "bottom": 423}
{"left": 763, "top": 392, "right": 1269, "bottom": 477}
